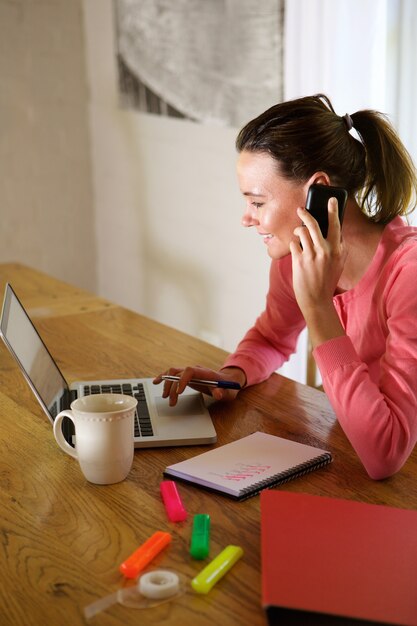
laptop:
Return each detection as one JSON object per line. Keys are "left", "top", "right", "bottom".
{"left": 0, "top": 283, "right": 217, "bottom": 448}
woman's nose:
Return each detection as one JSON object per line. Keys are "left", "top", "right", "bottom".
{"left": 241, "top": 206, "right": 259, "bottom": 228}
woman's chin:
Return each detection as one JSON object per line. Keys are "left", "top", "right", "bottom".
{"left": 266, "top": 240, "right": 290, "bottom": 260}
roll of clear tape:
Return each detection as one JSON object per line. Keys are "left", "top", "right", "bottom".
{"left": 139, "top": 570, "right": 180, "bottom": 599}
{"left": 119, "top": 569, "right": 184, "bottom": 609}
{"left": 84, "top": 569, "right": 184, "bottom": 619}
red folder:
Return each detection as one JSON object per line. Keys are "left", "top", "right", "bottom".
{"left": 261, "top": 490, "right": 417, "bottom": 626}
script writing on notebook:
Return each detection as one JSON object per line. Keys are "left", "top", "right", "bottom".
{"left": 163, "top": 431, "right": 332, "bottom": 500}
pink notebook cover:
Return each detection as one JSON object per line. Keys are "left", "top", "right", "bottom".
{"left": 261, "top": 490, "right": 417, "bottom": 626}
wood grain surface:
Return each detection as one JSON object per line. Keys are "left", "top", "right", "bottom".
{"left": 1, "top": 263, "right": 416, "bottom": 626}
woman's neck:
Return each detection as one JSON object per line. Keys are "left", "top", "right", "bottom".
{"left": 337, "top": 200, "right": 385, "bottom": 292}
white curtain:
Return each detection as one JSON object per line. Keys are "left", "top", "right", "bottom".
{"left": 284, "top": 0, "right": 417, "bottom": 218}
{"left": 284, "top": 0, "right": 389, "bottom": 112}
{"left": 115, "top": 0, "right": 284, "bottom": 127}
{"left": 386, "top": 0, "right": 417, "bottom": 225}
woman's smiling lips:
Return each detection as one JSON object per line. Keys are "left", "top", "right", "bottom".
{"left": 259, "top": 232, "right": 274, "bottom": 243}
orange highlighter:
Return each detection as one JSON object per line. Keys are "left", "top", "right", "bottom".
{"left": 119, "top": 531, "right": 172, "bottom": 579}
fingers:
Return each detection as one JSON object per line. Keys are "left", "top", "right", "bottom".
{"left": 293, "top": 222, "right": 314, "bottom": 253}
{"left": 167, "top": 367, "right": 195, "bottom": 405}
{"left": 289, "top": 237, "right": 302, "bottom": 259}
{"left": 326, "top": 197, "right": 342, "bottom": 243}
{"left": 294, "top": 197, "right": 341, "bottom": 250}
{"left": 153, "top": 366, "right": 215, "bottom": 406}
{"left": 153, "top": 367, "right": 182, "bottom": 405}
{"left": 295, "top": 207, "right": 323, "bottom": 247}
{"left": 153, "top": 366, "right": 241, "bottom": 406}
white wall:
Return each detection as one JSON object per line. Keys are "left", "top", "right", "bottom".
{"left": 0, "top": 0, "right": 96, "bottom": 291}
{"left": 83, "top": 0, "right": 276, "bottom": 370}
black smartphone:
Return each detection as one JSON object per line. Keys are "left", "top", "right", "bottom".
{"left": 305, "top": 184, "right": 348, "bottom": 238}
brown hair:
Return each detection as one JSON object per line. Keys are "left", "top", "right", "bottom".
{"left": 236, "top": 94, "right": 417, "bottom": 224}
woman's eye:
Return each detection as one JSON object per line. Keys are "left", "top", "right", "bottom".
{"left": 252, "top": 202, "right": 263, "bottom": 209}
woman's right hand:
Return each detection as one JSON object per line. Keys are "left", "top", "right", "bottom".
{"left": 153, "top": 366, "right": 246, "bottom": 406}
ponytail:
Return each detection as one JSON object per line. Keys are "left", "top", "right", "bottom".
{"left": 351, "top": 109, "right": 417, "bottom": 223}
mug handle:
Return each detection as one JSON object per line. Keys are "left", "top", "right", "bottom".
{"left": 53, "top": 410, "right": 77, "bottom": 459}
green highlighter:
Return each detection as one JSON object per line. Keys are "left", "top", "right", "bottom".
{"left": 190, "top": 514, "right": 211, "bottom": 560}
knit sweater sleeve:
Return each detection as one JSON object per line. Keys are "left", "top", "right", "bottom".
{"left": 223, "top": 255, "right": 305, "bottom": 385}
{"left": 313, "top": 253, "right": 417, "bottom": 480}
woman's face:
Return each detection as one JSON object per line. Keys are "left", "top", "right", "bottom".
{"left": 237, "top": 150, "right": 309, "bottom": 260}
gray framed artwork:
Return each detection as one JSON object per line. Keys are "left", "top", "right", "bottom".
{"left": 114, "top": 0, "right": 284, "bottom": 127}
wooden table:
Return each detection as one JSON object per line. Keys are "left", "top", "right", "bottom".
{"left": 1, "top": 263, "right": 416, "bottom": 626}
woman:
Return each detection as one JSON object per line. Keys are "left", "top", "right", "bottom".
{"left": 154, "top": 94, "right": 417, "bottom": 480}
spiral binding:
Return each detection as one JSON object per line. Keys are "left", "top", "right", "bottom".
{"left": 239, "top": 453, "right": 332, "bottom": 500}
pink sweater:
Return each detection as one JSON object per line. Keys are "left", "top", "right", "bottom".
{"left": 223, "top": 217, "right": 417, "bottom": 479}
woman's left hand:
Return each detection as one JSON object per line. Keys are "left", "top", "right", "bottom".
{"left": 289, "top": 198, "right": 347, "bottom": 345}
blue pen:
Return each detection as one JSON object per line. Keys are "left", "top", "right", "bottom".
{"left": 161, "top": 375, "right": 241, "bottom": 390}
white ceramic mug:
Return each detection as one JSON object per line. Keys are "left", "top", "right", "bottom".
{"left": 53, "top": 393, "right": 137, "bottom": 485}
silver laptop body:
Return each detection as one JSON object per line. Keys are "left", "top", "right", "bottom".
{"left": 0, "top": 283, "right": 216, "bottom": 448}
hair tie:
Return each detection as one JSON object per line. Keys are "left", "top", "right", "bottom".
{"left": 343, "top": 113, "right": 353, "bottom": 131}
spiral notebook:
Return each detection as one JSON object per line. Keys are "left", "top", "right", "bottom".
{"left": 163, "top": 431, "right": 332, "bottom": 500}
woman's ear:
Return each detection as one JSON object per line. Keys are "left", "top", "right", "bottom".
{"left": 305, "top": 171, "right": 332, "bottom": 189}
{"left": 302, "top": 172, "right": 331, "bottom": 199}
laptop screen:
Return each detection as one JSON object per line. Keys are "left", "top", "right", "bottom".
{"left": 0, "top": 284, "right": 69, "bottom": 421}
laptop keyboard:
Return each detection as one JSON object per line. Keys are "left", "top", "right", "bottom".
{"left": 83, "top": 383, "right": 154, "bottom": 438}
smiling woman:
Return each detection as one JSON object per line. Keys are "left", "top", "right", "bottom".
{"left": 154, "top": 93, "right": 417, "bottom": 482}
{"left": 237, "top": 151, "right": 308, "bottom": 260}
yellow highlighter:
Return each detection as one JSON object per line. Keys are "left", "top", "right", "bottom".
{"left": 191, "top": 545, "right": 243, "bottom": 594}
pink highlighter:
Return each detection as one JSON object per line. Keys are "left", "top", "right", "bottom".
{"left": 160, "top": 480, "right": 187, "bottom": 522}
